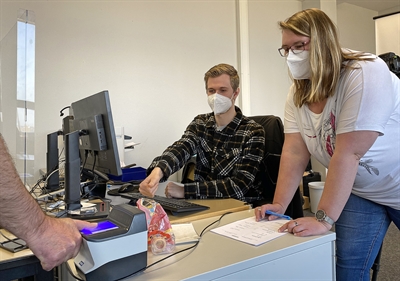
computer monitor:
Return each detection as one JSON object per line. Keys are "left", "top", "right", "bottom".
{"left": 62, "top": 90, "right": 121, "bottom": 213}
{"left": 70, "top": 90, "right": 122, "bottom": 177}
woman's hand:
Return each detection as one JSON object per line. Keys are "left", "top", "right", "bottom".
{"left": 279, "top": 217, "right": 332, "bottom": 236}
{"left": 255, "top": 204, "right": 332, "bottom": 237}
{"left": 254, "top": 203, "right": 285, "bottom": 221}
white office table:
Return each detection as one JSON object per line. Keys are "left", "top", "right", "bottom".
{"left": 106, "top": 183, "right": 251, "bottom": 223}
{"left": 68, "top": 209, "right": 335, "bottom": 281}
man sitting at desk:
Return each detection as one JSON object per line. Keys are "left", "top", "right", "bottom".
{"left": 139, "top": 63, "right": 265, "bottom": 203}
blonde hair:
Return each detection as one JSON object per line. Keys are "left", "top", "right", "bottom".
{"left": 204, "top": 63, "right": 240, "bottom": 91}
{"left": 279, "top": 8, "right": 374, "bottom": 107}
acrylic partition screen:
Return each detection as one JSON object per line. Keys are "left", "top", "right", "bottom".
{"left": 0, "top": 9, "right": 36, "bottom": 188}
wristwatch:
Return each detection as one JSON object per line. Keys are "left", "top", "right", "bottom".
{"left": 315, "top": 209, "right": 335, "bottom": 225}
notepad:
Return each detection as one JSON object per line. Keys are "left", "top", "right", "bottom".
{"left": 211, "top": 217, "right": 288, "bottom": 246}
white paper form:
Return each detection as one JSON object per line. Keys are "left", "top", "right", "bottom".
{"left": 211, "top": 217, "right": 288, "bottom": 246}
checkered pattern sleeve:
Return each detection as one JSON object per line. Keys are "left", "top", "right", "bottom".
{"left": 184, "top": 117, "right": 265, "bottom": 202}
{"left": 147, "top": 108, "right": 265, "bottom": 202}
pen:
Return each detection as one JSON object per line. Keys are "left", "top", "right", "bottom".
{"left": 265, "top": 210, "right": 292, "bottom": 220}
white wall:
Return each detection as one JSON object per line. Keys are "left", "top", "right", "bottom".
{"left": 1, "top": 0, "right": 239, "bottom": 179}
{"left": 248, "top": 1, "right": 301, "bottom": 118}
{"left": 337, "top": 3, "right": 377, "bottom": 53}
{"left": 0, "top": 0, "right": 382, "bottom": 181}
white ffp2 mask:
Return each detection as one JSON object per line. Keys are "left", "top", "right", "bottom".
{"left": 286, "top": 50, "right": 311, "bottom": 79}
{"left": 207, "top": 93, "right": 234, "bottom": 115}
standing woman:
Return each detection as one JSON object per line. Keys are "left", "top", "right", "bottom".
{"left": 255, "top": 8, "right": 400, "bottom": 281}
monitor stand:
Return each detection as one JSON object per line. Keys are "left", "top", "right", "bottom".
{"left": 63, "top": 131, "right": 110, "bottom": 221}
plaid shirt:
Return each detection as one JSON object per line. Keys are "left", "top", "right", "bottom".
{"left": 148, "top": 107, "right": 265, "bottom": 203}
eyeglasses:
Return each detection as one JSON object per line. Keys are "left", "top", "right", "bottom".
{"left": 278, "top": 41, "right": 310, "bottom": 57}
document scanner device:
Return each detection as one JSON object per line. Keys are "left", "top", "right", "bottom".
{"left": 74, "top": 204, "right": 148, "bottom": 281}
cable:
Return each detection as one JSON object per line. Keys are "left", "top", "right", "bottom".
{"left": 117, "top": 211, "right": 233, "bottom": 280}
{"left": 65, "top": 211, "right": 233, "bottom": 280}
{"left": 30, "top": 151, "right": 65, "bottom": 197}
{"left": 55, "top": 209, "right": 68, "bottom": 218}
{"left": 0, "top": 230, "right": 28, "bottom": 252}
{"left": 59, "top": 106, "right": 71, "bottom": 117}
{"left": 82, "top": 150, "right": 88, "bottom": 171}
{"left": 92, "top": 152, "right": 97, "bottom": 175}
{"left": 45, "top": 168, "right": 60, "bottom": 183}
{"left": 0, "top": 230, "right": 26, "bottom": 247}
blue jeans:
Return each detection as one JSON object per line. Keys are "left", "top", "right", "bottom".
{"left": 335, "top": 193, "right": 400, "bottom": 281}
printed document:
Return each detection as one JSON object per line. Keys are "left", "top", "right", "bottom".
{"left": 211, "top": 217, "right": 288, "bottom": 246}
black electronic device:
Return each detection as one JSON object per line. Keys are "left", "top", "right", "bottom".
{"left": 68, "top": 200, "right": 110, "bottom": 220}
{"left": 118, "top": 183, "right": 140, "bottom": 193}
{"left": 106, "top": 184, "right": 140, "bottom": 196}
{"left": 62, "top": 91, "right": 121, "bottom": 218}
{"left": 46, "top": 131, "right": 60, "bottom": 191}
{"left": 74, "top": 204, "right": 147, "bottom": 281}
{"left": 121, "top": 192, "right": 209, "bottom": 214}
{"left": 379, "top": 52, "right": 400, "bottom": 78}
{"left": 64, "top": 130, "right": 82, "bottom": 212}
{"left": 70, "top": 90, "right": 122, "bottom": 177}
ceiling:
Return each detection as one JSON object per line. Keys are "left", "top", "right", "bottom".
{"left": 337, "top": 0, "right": 400, "bottom": 13}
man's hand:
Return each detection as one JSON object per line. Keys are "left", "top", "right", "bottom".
{"left": 139, "top": 167, "right": 163, "bottom": 197}
{"left": 165, "top": 182, "right": 185, "bottom": 198}
{"left": 27, "top": 217, "right": 97, "bottom": 271}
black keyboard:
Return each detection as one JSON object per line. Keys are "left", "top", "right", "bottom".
{"left": 120, "top": 192, "right": 209, "bottom": 213}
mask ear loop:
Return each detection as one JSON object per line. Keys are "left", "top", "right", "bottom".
{"left": 231, "top": 89, "right": 239, "bottom": 104}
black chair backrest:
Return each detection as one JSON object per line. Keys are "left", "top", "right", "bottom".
{"left": 249, "top": 115, "right": 303, "bottom": 219}
{"left": 248, "top": 115, "right": 284, "bottom": 202}
{"left": 181, "top": 155, "right": 196, "bottom": 184}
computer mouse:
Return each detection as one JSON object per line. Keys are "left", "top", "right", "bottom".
{"left": 118, "top": 183, "right": 140, "bottom": 193}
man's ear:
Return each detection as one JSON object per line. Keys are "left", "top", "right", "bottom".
{"left": 233, "top": 88, "right": 240, "bottom": 101}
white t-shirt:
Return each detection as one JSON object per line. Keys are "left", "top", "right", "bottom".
{"left": 284, "top": 54, "right": 400, "bottom": 210}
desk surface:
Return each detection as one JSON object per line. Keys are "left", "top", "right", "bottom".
{"left": 168, "top": 198, "right": 250, "bottom": 223}
{"left": 0, "top": 231, "right": 53, "bottom": 281}
{"left": 106, "top": 183, "right": 250, "bottom": 224}
{"left": 0, "top": 230, "right": 33, "bottom": 263}
{"left": 68, "top": 210, "right": 336, "bottom": 281}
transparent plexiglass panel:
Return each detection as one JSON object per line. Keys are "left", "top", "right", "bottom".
{"left": 0, "top": 9, "right": 36, "bottom": 188}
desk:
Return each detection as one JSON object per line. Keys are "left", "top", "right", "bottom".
{"left": 168, "top": 198, "right": 250, "bottom": 223}
{"left": 0, "top": 231, "right": 53, "bottom": 281}
{"left": 67, "top": 210, "right": 336, "bottom": 281}
{"left": 106, "top": 183, "right": 250, "bottom": 224}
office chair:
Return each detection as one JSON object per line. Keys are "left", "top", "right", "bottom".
{"left": 249, "top": 115, "right": 304, "bottom": 219}
{"left": 181, "top": 156, "right": 196, "bottom": 184}
{"left": 179, "top": 115, "right": 303, "bottom": 219}
{"left": 371, "top": 244, "right": 383, "bottom": 281}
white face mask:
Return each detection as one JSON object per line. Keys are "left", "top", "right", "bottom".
{"left": 207, "top": 93, "right": 234, "bottom": 115}
{"left": 286, "top": 50, "right": 311, "bottom": 79}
